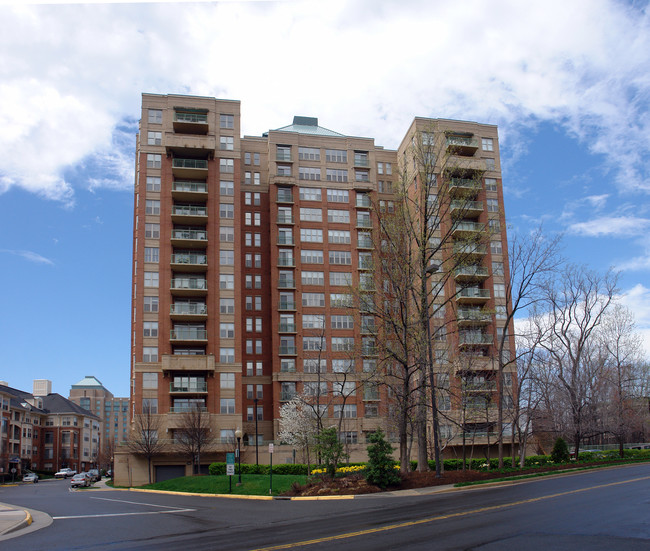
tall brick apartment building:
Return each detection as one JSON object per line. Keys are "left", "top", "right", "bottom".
{"left": 121, "top": 93, "right": 515, "bottom": 484}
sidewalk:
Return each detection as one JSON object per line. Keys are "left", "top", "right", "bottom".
{"left": 0, "top": 502, "right": 32, "bottom": 537}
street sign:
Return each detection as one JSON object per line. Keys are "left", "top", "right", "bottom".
{"left": 226, "top": 452, "right": 235, "bottom": 476}
{"left": 268, "top": 443, "right": 274, "bottom": 454}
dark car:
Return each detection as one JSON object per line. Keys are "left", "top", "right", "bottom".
{"left": 88, "top": 469, "right": 101, "bottom": 482}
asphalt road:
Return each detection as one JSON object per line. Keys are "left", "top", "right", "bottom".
{"left": 1, "top": 464, "right": 649, "bottom": 550}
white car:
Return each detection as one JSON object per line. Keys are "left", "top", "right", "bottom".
{"left": 23, "top": 472, "right": 39, "bottom": 483}
{"left": 55, "top": 468, "right": 77, "bottom": 479}
{"left": 70, "top": 472, "right": 91, "bottom": 488}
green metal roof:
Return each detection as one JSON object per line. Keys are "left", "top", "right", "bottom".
{"left": 273, "top": 116, "right": 345, "bottom": 137}
{"left": 71, "top": 375, "right": 107, "bottom": 389}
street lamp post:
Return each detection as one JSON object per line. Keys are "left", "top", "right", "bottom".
{"left": 235, "top": 428, "right": 242, "bottom": 484}
{"left": 253, "top": 397, "right": 259, "bottom": 466}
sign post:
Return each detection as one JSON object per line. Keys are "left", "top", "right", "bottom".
{"left": 226, "top": 453, "right": 235, "bottom": 493}
{"left": 268, "top": 443, "right": 274, "bottom": 495}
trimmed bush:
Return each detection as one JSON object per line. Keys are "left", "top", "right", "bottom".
{"left": 365, "top": 429, "right": 400, "bottom": 488}
{"left": 551, "top": 438, "right": 570, "bottom": 463}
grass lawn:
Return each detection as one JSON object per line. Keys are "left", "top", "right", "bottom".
{"left": 140, "top": 474, "right": 307, "bottom": 496}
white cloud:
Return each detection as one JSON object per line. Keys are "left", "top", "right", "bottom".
{"left": 618, "top": 284, "right": 650, "bottom": 361}
{"left": 0, "top": 1, "right": 649, "bottom": 203}
{"left": 0, "top": 249, "right": 54, "bottom": 265}
{"left": 568, "top": 216, "right": 650, "bottom": 237}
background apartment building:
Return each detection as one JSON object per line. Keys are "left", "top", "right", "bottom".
{"left": 125, "top": 93, "right": 515, "bottom": 483}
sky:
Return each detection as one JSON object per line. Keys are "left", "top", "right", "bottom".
{"left": 0, "top": 0, "right": 649, "bottom": 398}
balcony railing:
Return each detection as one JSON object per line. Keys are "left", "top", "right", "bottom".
{"left": 278, "top": 279, "right": 295, "bottom": 289}
{"left": 171, "top": 254, "right": 207, "bottom": 266}
{"left": 457, "top": 287, "right": 490, "bottom": 300}
{"left": 172, "top": 181, "right": 208, "bottom": 193}
{"left": 169, "top": 406, "right": 208, "bottom": 413}
{"left": 357, "top": 238, "right": 373, "bottom": 249}
{"left": 463, "top": 381, "right": 497, "bottom": 391}
{"left": 277, "top": 258, "right": 295, "bottom": 267}
{"left": 276, "top": 152, "right": 292, "bottom": 162}
{"left": 356, "top": 219, "right": 373, "bottom": 229}
{"left": 277, "top": 214, "right": 294, "bottom": 224}
{"left": 171, "top": 278, "right": 207, "bottom": 291}
{"left": 452, "top": 221, "right": 485, "bottom": 234}
{"left": 279, "top": 345, "right": 297, "bottom": 355}
{"left": 172, "top": 229, "right": 207, "bottom": 241}
{"left": 454, "top": 244, "right": 488, "bottom": 256}
{"left": 354, "top": 158, "right": 370, "bottom": 168}
{"left": 170, "top": 328, "right": 208, "bottom": 340}
{"left": 278, "top": 302, "right": 296, "bottom": 311}
{"left": 457, "top": 309, "right": 491, "bottom": 323}
{"left": 277, "top": 235, "right": 295, "bottom": 245}
{"left": 172, "top": 205, "right": 208, "bottom": 217}
{"left": 459, "top": 333, "right": 493, "bottom": 345}
{"left": 173, "top": 158, "right": 208, "bottom": 170}
{"left": 450, "top": 200, "right": 483, "bottom": 214}
{"left": 454, "top": 267, "right": 489, "bottom": 280}
{"left": 449, "top": 178, "right": 482, "bottom": 192}
{"left": 170, "top": 382, "right": 208, "bottom": 392}
{"left": 170, "top": 303, "right": 207, "bottom": 315}
{"left": 277, "top": 194, "right": 294, "bottom": 203}
{"left": 280, "top": 392, "right": 297, "bottom": 401}
{"left": 174, "top": 113, "right": 208, "bottom": 124}
{"left": 279, "top": 322, "right": 297, "bottom": 332}
{"left": 356, "top": 196, "right": 372, "bottom": 208}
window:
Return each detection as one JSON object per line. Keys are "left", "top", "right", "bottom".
{"left": 490, "top": 241, "right": 503, "bottom": 255}
{"left": 331, "top": 337, "right": 354, "bottom": 351}
{"left": 144, "top": 271, "right": 159, "bottom": 287}
{"left": 340, "top": 431, "right": 358, "bottom": 444}
{"left": 299, "top": 187, "right": 322, "bottom": 201}
{"left": 144, "top": 296, "right": 159, "bottom": 312}
{"left": 220, "top": 114, "right": 234, "bottom": 129}
{"left": 254, "top": 172, "right": 260, "bottom": 185}
{"left": 148, "top": 109, "right": 162, "bottom": 124}
{"left": 334, "top": 404, "right": 357, "bottom": 418}
{"left": 145, "top": 223, "right": 159, "bottom": 239}
{"left": 356, "top": 211, "right": 371, "bottom": 228}
{"left": 301, "top": 249, "right": 324, "bottom": 264}
{"left": 220, "top": 398, "right": 235, "bottom": 414}
{"left": 326, "top": 168, "right": 348, "bottom": 182}
{"left": 143, "top": 321, "right": 158, "bottom": 337}
{"left": 146, "top": 176, "right": 161, "bottom": 192}
{"left": 254, "top": 153, "right": 260, "bottom": 166}
{"left": 144, "top": 247, "right": 159, "bottom": 262}
{"left": 330, "top": 293, "right": 353, "bottom": 307}
{"left": 331, "top": 315, "right": 354, "bottom": 329}
{"left": 220, "top": 180, "right": 234, "bottom": 196}
{"left": 329, "top": 250, "right": 351, "bottom": 265}
{"left": 304, "top": 358, "right": 327, "bottom": 373}
{"left": 220, "top": 250, "right": 235, "bottom": 265}
{"left": 482, "top": 138, "right": 494, "bottom": 151}
{"left": 300, "top": 208, "right": 323, "bottom": 222}
{"left": 494, "top": 283, "right": 506, "bottom": 298}
{"left": 326, "top": 189, "right": 349, "bottom": 203}
{"left": 244, "top": 152, "right": 251, "bottom": 165}
{"left": 485, "top": 158, "right": 496, "bottom": 170}
{"left": 496, "top": 305, "right": 507, "bottom": 319}
{"left": 326, "top": 149, "right": 347, "bottom": 163}
{"left": 488, "top": 219, "right": 501, "bottom": 232}
{"left": 142, "top": 373, "right": 158, "bottom": 389}
{"left": 281, "top": 359, "right": 295, "bottom": 373}
{"left": 303, "top": 293, "right": 325, "bottom": 307}
{"left": 220, "top": 274, "right": 235, "bottom": 289}
{"left": 299, "top": 167, "right": 321, "bottom": 180}
{"left": 146, "top": 154, "right": 161, "bottom": 169}
{"left": 145, "top": 200, "right": 160, "bottom": 215}
{"left": 277, "top": 187, "right": 293, "bottom": 202}
{"left": 277, "top": 164, "right": 291, "bottom": 176}
{"left": 378, "top": 180, "right": 392, "bottom": 193}
{"left": 300, "top": 229, "right": 323, "bottom": 242}
{"left": 302, "top": 314, "right": 325, "bottom": 329}
{"left": 220, "top": 136, "right": 234, "bottom": 150}
{"left": 301, "top": 271, "right": 324, "bottom": 286}
{"left": 220, "top": 323, "right": 235, "bottom": 338}
{"left": 327, "top": 209, "right": 350, "bottom": 223}
{"left": 485, "top": 178, "right": 497, "bottom": 191}
{"left": 492, "top": 261, "right": 504, "bottom": 276}
{"left": 148, "top": 131, "right": 162, "bottom": 146}
{"left": 377, "top": 162, "right": 383, "bottom": 174}
{"left": 303, "top": 336, "right": 325, "bottom": 351}
{"left": 332, "top": 359, "right": 355, "bottom": 373}
{"left": 244, "top": 171, "right": 252, "bottom": 185}
{"left": 220, "top": 226, "right": 235, "bottom": 242}
{"left": 220, "top": 348, "right": 235, "bottom": 363}
{"left": 142, "top": 346, "right": 158, "bottom": 363}
{"left": 487, "top": 199, "right": 499, "bottom": 213}
{"left": 328, "top": 230, "right": 351, "bottom": 244}
{"left": 330, "top": 272, "right": 352, "bottom": 286}
{"left": 385, "top": 162, "right": 392, "bottom": 174}
{"left": 220, "top": 298, "right": 235, "bottom": 314}
{"left": 220, "top": 158, "right": 234, "bottom": 173}
{"left": 355, "top": 170, "right": 370, "bottom": 182}
{"left": 220, "top": 203, "right": 234, "bottom": 218}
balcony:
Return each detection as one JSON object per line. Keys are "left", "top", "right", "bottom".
{"left": 452, "top": 221, "right": 486, "bottom": 237}
{"left": 279, "top": 345, "right": 297, "bottom": 355}
{"left": 449, "top": 178, "right": 482, "bottom": 195}
{"left": 280, "top": 392, "right": 297, "bottom": 401}
{"left": 276, "top": 152, "right": 292, "bottom": 162}
{"left": 170, "top": 278, "right": 207, "bottom": 296}
{"left": 354, "top": 157, "right": 370, "bottom": 168}
{"left": 454, "top": 266, "right": 489, "bottom": 283}
{"left": 445, "top": 136, "right": 479, "bottom": 156}
{"left": 356, "top": 196, "right": 372, "bottom": 208}
{"left": 456, "top": 287, "right": 490, "bottom": 304}
{"left": 170, "top": 253, "right": 208, "bottom": 272}
{"left": 361, "top": 324, "right": 376, "bottom": 335}
{"left": 454, "top": 243, "right": 488, "bottom": 260}
{"left": 171, "top": 205, "right": 208, "bottom": 225}
{"left": 170, "top": 328, "right": 208, "bottom": 342}
{"left": 271, "top": 175, "right": 298, "bottom": 187}
{"left": 356, "top": 219, "right": 373, "bottom": 229}
{"left": 173, "top": 111, "right": 208, "bottom": 134}
{"left": 278, "top": 278, "right": 295, "bottom": 289}
{"left": 172, "top": 158, "right": 209, "bottom": 179}
{"left": 277, "top": 235, "right": 295, "bottom": 246}
{"left": 169, "top": 406, "right": 208, "bottom": 413}
{"left": 277, "top": 214, "right": 294, "bottom": 224}
{"left": 357, "top": 237, "right": 374, "bottom": 249}
{"left": 463, "top": 381, "right": 497, "bottom": 392}
{"left": 172, "top": 180, "right": 208, "bottom": 201}
{"left": 278, "top": 301, "right": 296, "bottom": 311}
{"left": 450, "top": 200, "right": 483, "bottom": 218}
{"left": 169, "top": 382, "right": 208, "bottom": 393}
{"left": 457, "top": 308, "right": 491, "bottom": 326}
{"left": 459, "top": 332, "right": 493, "bottom": 347}
{"left": 171, "top": 229, "right": 208, "bottom": 248}
{"left": 278, "top": 322, "right": 297, "bottom": 333}
{"left": 170, "top": 303, "right": 207, "bottom": 320}
{"left": 277, "top": 257, "right": 295, "bottom": 268}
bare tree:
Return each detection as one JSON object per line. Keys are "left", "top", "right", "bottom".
{"left": 534, "top": 265, "right": 618, "bottom": 458}
{"left": 496, "top": 226, "right": 563, "bottom": 467}
{"left": 127, "top": 404, "right": 165, "bottom": 484}
{"left": 174, "top": 404, "right": 216, "bottom": 475}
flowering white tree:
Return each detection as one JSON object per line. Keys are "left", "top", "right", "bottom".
{"left": 278, "top": 396, "right": 317, "bottom": 473}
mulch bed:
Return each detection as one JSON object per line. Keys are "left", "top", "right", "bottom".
{"left": 283, "top": 460, "right": 634, "bottom": 496}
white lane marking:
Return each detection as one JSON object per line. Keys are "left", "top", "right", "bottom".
{"left": 53, "top": 509, "right": 196, "bottom": 520}
{"left": 90, "top": 496, "right": 188, "bottom": 510}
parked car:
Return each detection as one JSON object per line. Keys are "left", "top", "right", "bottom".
{"left": 55, "top": 468, "right": 77, "bottom": 479}
{"left": 88, "top": 469, "right": 101, "bottom": 482}
{"left": 70, "top": 472, "right": 91, "bottom": 488}
{"left": 23, "top": 472, "right": 39, "bottom": 483}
